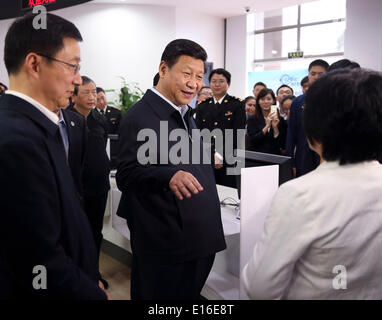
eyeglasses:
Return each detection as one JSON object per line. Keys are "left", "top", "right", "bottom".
{"left": 37, "top": 53, "right": 81, "bottom": 75}
{"left": 210, "top": 80, "right": 227, "bottom": 85}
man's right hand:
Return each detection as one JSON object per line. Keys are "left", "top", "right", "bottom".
{"left": 169, "top": 170, "right": 204, "bottom": 200}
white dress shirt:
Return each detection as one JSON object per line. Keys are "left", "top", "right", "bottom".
{"left": 150, "top": 87, "right": 189, "bottom": 129}
{"left": 243, "top": 160, "right": 382, "bottom": 300}
{"left": 5, "top": 90, "right": 59, "bottom": 124}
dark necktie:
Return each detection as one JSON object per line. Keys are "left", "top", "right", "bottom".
{"left": 100, "top": 109, "right": 105, "bottom": 115}
{"left": 58, "top": 120, "right": 69, "bottom": 159}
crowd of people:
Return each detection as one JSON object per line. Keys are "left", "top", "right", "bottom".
{"left": 1, "top": 10, "right": 382, "bottom": 301}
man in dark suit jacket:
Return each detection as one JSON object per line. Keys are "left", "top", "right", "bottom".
{"left": 0, "top": 13, "right": 107, "bottom": 300}
{"left": 286, "top": 59, "right": 329, "bottom": 177}
{"left": 71, "top": 77, "right": 111, "bottom": 289}
{"left": 116, "top": 39, "right": 226, "bottom": 300}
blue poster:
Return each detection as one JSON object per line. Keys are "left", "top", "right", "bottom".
{"left": 248, "top": 69, "right": 308, "bottom": 98}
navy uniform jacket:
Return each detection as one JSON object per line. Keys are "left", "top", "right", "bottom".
{"left": 62, "top": 108, "right": 87, "bottom": 198}
{"left": 195, "top": 94, "right": 246, "bottom": 158}
{"left": 286, "top": 94, "right": 320, "bottom": 176}
{"left": 0, "top": 94, "right": 106, "bottom": 300}
{"left": 104, "top": 106, "right": 122, "bottom": 134}
{"left": 116, "top": 90, "right": 226, "bottom": 264}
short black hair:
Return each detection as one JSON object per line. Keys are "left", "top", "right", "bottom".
{"left": 197, "top": 86, "right": 211, "bottom": 96}
{"left": 244, "top": 96, "right": 256, "bottom": 104}
{"left": 304, "top": 68, "right": 382, "bottom": 164}
{"left": 209, "top": 68, "right": 231, "bottom": 84}
{"left": 255, "top": 88, "right": 276, "bottom": 120}
{"left": 153, "top": 73, "right": 160, "bottom": 86}
{"left": 309, "top": 59, "right": 329, "bottom": 71}
{"left": 96, "top": 87, "right": 105, "bottom": 94}
{"left": 253, "top": 82, "right": 266, "bottom": 89}
{"left": 281, "top": 95, "right": 295, "bottom": 105}
{"left": 160, "top": 39, "right": 207, "bottom": 69}
{"left": 276, "top": 84, "right": 294, "bottom": 95}
{"left": 4, "top": 13, "right": 82, "bottom": 75}
{"left": 74, "top": 76, "right": 95, "bottom": 95}
{"left": 300, "top": 76, "right": 309, "bottom": 86}
{"left": 327, "top": 59, "right": 360, "bottom": 72}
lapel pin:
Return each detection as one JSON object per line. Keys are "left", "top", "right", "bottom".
{"left": 70, "top": 121, "right": 75, "bottom": 127}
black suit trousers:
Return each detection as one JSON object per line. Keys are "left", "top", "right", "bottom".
{"left": 131, "top": 254, "right": 215, "bottom": 300}
{"left": 83, "top": 193, "right": 109, "bottom": 260}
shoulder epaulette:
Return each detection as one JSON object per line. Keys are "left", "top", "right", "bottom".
{"left": 232, "top": 96, "right": 243, "bottom": 102}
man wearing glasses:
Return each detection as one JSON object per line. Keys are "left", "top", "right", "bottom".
{"left": 195, "top": 68, "right": 246, "bottom": 188}
{"left": 69, "top": 77, "right": 111, "bottom": 290}
{"left": 0, "top": 13, "right": 108, "bottom": 299}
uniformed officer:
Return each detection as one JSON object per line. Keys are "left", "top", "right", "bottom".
{"left": 195, "top": 68, "right": 246, "bottom": 188}
{"left": 96, "top": 87, "right": 122, "bottom": 134}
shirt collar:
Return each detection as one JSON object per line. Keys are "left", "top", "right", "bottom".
{"left": 96, "top": 106, "right": 107, "bottom": 113}
{"left": 58, "top": 109, "right": 67, "bottom": 126}
{"left": 213, "top": 94, "right": 227, "bottom": 105}
{"left": 6, "top": 90, "right": 59, "bottom": 125}
{"left": 150, "top": 87, "right": 188, "bottom": 117}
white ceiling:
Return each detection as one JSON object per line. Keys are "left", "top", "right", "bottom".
{"left": 91, "top": 0, "right": 319, "bottom": 18}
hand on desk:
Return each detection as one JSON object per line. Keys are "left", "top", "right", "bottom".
{"left": 169, "top": 170, "right": 204, "bottom": 200}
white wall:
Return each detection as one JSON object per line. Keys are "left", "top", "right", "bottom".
{"left": 0, "top": 19, "right": 12, "bottom": 86}
{"left": 225, "top": 15, "right": 247, "bottom": 99}
{"left": 0, "top": 3, "right": 224, "bottom": 102}
{"left": 175, "top": 7, "right": 224, "bottom": 70}
{"left": 345, "top": 0, "right": 382, "bottom": 71}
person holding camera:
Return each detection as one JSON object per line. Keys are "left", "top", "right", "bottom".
{"left": 247, "top": 88, "right": 287, "bottom": 155}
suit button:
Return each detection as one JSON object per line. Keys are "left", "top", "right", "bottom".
{"left": 214, "top": 122, "right": 218, "bottom": 125}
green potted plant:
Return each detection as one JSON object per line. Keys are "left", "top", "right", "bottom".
{"left": 106, "top": 76, "right": 144, "bottom": 115}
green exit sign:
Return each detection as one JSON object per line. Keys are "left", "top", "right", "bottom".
{"left": 288, "top": 51, "right": 304, "bottom": 59}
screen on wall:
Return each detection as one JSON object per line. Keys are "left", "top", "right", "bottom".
{"left": 248, "top": 69, "right": 308, "bottom": 98}
{"left": 22, "top": 0, "right": 56, "bottom": 10}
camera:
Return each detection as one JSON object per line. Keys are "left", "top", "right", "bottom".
{"left": 245, "top": 7, "right": 250, "bottom": 13}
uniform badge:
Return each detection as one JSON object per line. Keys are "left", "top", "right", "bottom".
{"left": 70, "top": 121, "right": 75, "bottom": 127}
{"left": 225, "top": 111, "right": 233, "bottom": 116}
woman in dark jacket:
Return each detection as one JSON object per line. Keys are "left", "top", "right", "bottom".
{"left": 247, "top": 88, "right": 287, "bottom": 155}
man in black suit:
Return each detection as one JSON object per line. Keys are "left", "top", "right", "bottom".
{"left": 195, "top": 68, "right": 246, "bottom": 188}
{"left": 71, "top": 76, "right": 111, "bottom": 288}
{"left": 116, "top": 39, "right": 226, "bottom": 300}
{"left": 0, "top": 13, "right": 107, "bottom": 299}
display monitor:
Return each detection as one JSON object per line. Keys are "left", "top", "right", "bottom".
{"left": 234, "top": 149, "right": 293, "bottom": 199}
